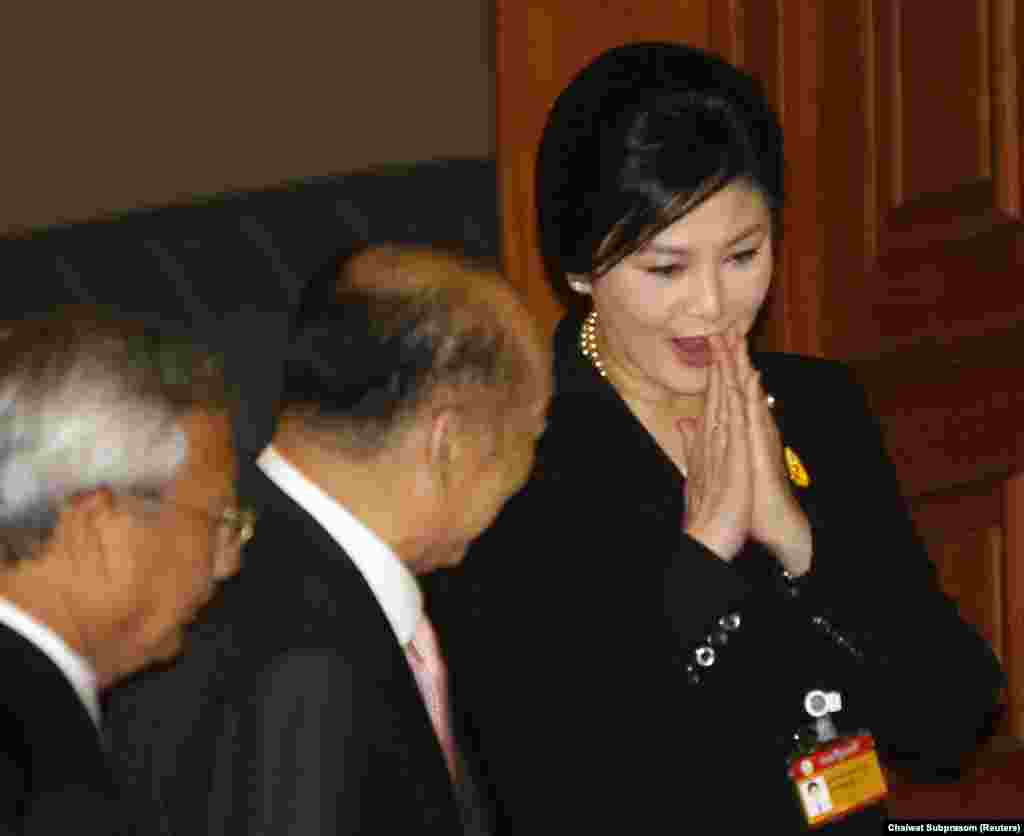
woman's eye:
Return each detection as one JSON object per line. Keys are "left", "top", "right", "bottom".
{"left": 729, "top": 247, "right": 761, "bottom": 266}
{"left": 646, "top": 263, "right": 682, "bottom": 278}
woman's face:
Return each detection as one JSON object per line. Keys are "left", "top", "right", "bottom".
{"left": 589, "top": 181, "right": 773, "bottom": 404}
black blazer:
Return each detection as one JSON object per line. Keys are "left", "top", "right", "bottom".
{"left": 107, "top": 463, "right": 464, "bottom": 836}
{"left": 426, "top": 312, "right": 1005, "bottom": 834}
{"left": 0, "top": 622, "right": 122, "bottom": 836}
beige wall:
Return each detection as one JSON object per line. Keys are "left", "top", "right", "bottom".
{"left": 1, "top": 2, "right": 494, "bottom": 234}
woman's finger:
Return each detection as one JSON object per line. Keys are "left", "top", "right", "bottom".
{"left": 677, "top": 416, "right": 698, "bottom": 458}
{"left": 725, "top": 364, "right": 747, "bottom": 434}
{"left": 716, "top": 331, "right": 744, "bottom": 400}
{"left": 744, "top": 367, "right": 764, "bottom": 424}
{"left": 704, "top": 339, "right": 725, "bottom": 435}
{"left": 749, "top": 370, "right": 781, "bottom": 449}
{"left": 734, "top": 331, "right": 756, "bottom": 389}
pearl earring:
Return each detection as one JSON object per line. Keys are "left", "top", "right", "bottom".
{"left": 568, "top": 278, "right": 592, "bottom": 295}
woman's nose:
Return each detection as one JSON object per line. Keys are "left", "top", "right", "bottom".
{"left": 683, "top": 264, "right": 724, "bottom": 320}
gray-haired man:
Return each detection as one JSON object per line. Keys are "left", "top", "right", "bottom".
{"left": 0, "top": 309, "right": 248, "bottom": 835}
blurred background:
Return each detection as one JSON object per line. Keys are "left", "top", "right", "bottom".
{"left": 0, "top": 1, "right": 494, "bottom": 234}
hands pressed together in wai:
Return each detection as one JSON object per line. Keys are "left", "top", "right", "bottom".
{"left": 677, "top": 330, "right": 813, "bottom": 576}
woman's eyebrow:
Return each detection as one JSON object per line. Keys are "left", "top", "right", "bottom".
{"left": 640, "top": 223, "right": 769, "bottom": 256}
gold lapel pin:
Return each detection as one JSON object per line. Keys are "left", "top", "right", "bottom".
{"left": 784, "top": 447, "right": 811, "bottom": 488}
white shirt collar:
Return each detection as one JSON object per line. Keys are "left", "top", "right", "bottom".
{"left": 0, "top": 596, "right": 101, "bottom": 729}
{"left": 257, "top": 445, "right": 423, "bottom": 645}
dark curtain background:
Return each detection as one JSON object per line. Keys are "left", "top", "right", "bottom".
{"left": 0, "top": 158, "right": 499, "bottom": 455}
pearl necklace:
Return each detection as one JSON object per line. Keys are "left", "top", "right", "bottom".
{"left": 578, "top": 310, "right": 607, "bottom": 378}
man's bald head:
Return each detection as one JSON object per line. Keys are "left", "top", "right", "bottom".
{"left": 279, "top": 244, "right": 547, "bottom": 456}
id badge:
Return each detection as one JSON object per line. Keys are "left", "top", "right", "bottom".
{"left": 789, "top": 733, "right": 888, "bottom": 829}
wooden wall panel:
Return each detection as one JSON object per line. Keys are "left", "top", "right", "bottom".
{"left": 910, "top": 483, "right": 1005, "bottom": 662}
{"left": 758, "top": 0, "right": 826, "bottom": 356}
{"left": 842, "top": 0, "right": 1024, "bottom": 739}
{"left": 874, "top": 0, "right": 1018, "bottom": 268}
{"left": 829, "top": 0, "right": 1024, "bottom": 359}
{"left": 852, "top": 324, "right": 1024, "bottom": 498}
{"left": 886, "top": 2, "right": 988, "bottom": 208}
{"left": 813, "top": 0, "right": 1024, "bottom": 511}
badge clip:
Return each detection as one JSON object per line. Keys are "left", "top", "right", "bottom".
{"left": 788, "top": 689, "right": 888, "bottom": 829}
{"left": 804, "top": 689, "right": 842, "bottom": 743}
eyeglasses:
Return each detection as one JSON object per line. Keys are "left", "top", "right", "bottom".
{"left": 183, "top": 504, "right": 255, "bottom": 556}
{"left": 207, "top": 506, "right": 256, "bottom": 554}
{"left": 133, "top": 496, "right": 256, "bottom": 555}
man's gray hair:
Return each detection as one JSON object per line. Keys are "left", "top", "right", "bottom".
{"left": 0, "top": 308, "right": 232, "bottom": 564}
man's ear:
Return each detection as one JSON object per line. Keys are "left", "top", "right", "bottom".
{"left": 428, "top": 408, "right": 455, "bottom": 486}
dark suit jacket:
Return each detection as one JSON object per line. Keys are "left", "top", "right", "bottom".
{"left": 106, "top": 464, "right": 465, "bottom": 835}
{"left": 426, "top": 312, "right": 1005, "bottom": 834}
{"left": 0, "top": 622, "right": 122, "bottom": 836}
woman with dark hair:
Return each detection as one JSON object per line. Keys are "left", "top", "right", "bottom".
{"left": 429, "top": 43, "right": 1003, "bottom": 833}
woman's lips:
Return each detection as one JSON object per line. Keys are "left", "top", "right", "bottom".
{"left": 671, "top": 336, "right": 712, "bottom": 368}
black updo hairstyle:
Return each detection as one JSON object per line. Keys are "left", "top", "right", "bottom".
{"left": 536, "top": 42, "right": 785, "bottom": 305}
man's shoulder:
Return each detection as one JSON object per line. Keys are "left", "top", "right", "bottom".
{"left": 0, "top": 650, "right": 112, "bottom": 816}
{"left": 186, "top": 537, "right": 390, "bottom": 676}
{"left": 0, "top": 627, "right": 96, "bottom": 730}
{"left": 106, "top": 571, "right": 401, "bottom": 774}
{"left": 218, "top": 465, "right": 369, "bottom": 609}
